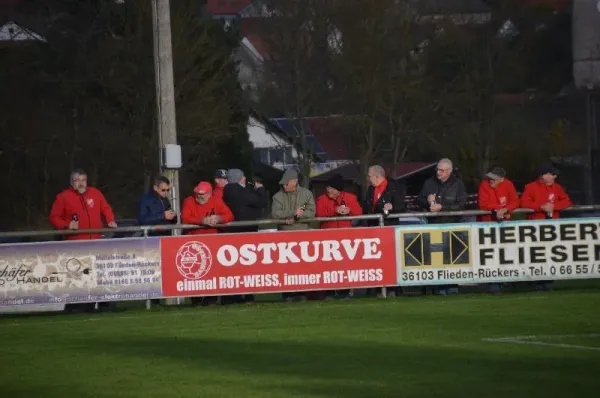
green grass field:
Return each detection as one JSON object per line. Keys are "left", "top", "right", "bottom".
{"left": 2, "top": 285, "right": 600, "bottom": 398}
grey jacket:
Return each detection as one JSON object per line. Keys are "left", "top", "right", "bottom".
{"left": 271, "top": 186, "right": 316, "bottom": 230}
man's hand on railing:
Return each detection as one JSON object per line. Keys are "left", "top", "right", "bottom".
{"left": 108, "top": 222, "right": 118, "bottom": 228}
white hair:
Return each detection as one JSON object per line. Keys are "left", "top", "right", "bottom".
{"left": 368, "top": 165, "right": 386, "bottom": 178}
{"left": 437, "top": 158, "right": 453, "bottom": 171}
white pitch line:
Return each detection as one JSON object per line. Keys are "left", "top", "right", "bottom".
{"left": 483, "top": 334, "right": 600, "bottom": 352}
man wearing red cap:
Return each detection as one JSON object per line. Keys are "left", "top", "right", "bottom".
{"left": 181, "top": 181, "right": 234, "bottom": 235}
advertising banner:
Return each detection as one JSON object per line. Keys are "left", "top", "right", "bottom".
{"left": 0, "top": 238, "right": 162, "bottom": 306}
{"left": 396, "top": 218, "right": 600, "bottom": 285}
{"left": 160, "top": 227, "right": 398, "bottom": 296}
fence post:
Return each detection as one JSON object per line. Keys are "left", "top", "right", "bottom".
{"left": 376, "top": 214, "right": 387, "bottom": 299}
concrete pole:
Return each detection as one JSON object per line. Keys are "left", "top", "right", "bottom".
{"left": 152, "top": 0, "right": 181, "bottom": 233}
{"left": 152, "top": 0, "right": 181, "bottom": 306}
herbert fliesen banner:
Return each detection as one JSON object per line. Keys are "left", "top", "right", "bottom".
{"left": 395, "top": 218, "right": 600, "bottom": 285}
{"left": 0, "top": 238, "right": 162, "bottom": 306}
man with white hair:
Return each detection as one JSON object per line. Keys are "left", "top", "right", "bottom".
{"left": 362, "top": 165, "right": 406, "bottom": 226}
{"left": 417, "top": 158, "right": 467, "bottom": 224}
{"left": 417, "top": 158, "right": 467, "bottom": 296}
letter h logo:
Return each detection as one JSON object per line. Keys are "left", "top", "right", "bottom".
{"left": 403, "top": 230, "right": 470, "bottom": 267}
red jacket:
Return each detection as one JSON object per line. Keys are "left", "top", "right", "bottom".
{"left": 181, "top": 195, "right": 234, "bottom": 235}
{"left": 521, "top": 180, "right": 572, "bottom": 220}
{"left": 315, "top": 192, "right": 362, "bottom": 229}
{"left": 49, "top": 187, "right": 115, "bottom": 240}
{"left": 213, "top": 186, "right": 224, "bottom": 200}
{"left": 477, "top": 179, "right": 520, "bottom": 222}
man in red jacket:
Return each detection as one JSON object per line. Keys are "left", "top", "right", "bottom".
{"left": 213, "top": 169, "right": 228, "bottom": 200}
{"left": 316, "top": 174, "right": 362, "bottom": 229}
{"left": 181, "top": 181, "right": 234, "bottom": 235}
{"left": 315, "top": 174, "right": 362, "bottom": 299}
{"left": 477, "top": 167, "right": 520, "bottom": 222}
{"left": 181, "top": 181, "right": 234, "bottom": 306}
{"left": 49, "top": 169, "right": 117, "bottom": 240}
{"left": 521, "top": 165, "right": 572, "bottom": 220}
{"left": 521, "top": 165, "right": 572, "bottom": 291}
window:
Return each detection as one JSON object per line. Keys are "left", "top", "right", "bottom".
{"left": 253, "top": 146, "right": 294, "bottom": 165}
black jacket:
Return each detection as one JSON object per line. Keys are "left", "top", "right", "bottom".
{"left": 362, "top": 179, "right": 406, "bottom": 226}
{"left": 136, "top": 191, "right": 176, "bottom": 236}
{"left": 417, "top": 175, "right": 467, "bottom": 224}
{"left": 223, "top": 183, "right": 269, "bottom": 232}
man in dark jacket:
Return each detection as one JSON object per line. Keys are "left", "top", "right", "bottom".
{"left": 362, "top": 165, "right": 406, "bottom": 226}
{"left": 137, "top": 175, "right": 177, "bottom": 236}
{"left": 222, "top": 169, "right": 269, "bottom": 304}
{"left": 417, "top": 158, "right": 467, "bottom": 224}
{"left": 362, "top": 165, "right": 405, "bottom": 298}
{"left": 223, "top": 169, "right": 269, "bottom": 233}
{"left": 417, "top": 158, "right": 467, "bottom": 295}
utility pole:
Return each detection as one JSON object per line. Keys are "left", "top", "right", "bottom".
{"left": 152, "top": 0, "right": 181, "bottom": 307}
{"left": 151, "top": 0, "right": 181, "bottom": 235}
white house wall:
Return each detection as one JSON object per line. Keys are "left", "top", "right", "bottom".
{"left": 247, "top": 116, "right": 298, "bottom": 157}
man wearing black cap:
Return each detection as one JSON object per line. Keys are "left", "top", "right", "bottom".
{"left": 477, "top": 167, "right": 520, "bottom": 222}
{"left": 316, "top": 174, "right": 362, "bottom": 229}
{"left": 521, "top": 164, "right": 572, "bottom": 292}
{"left": 521, "top": 165, "right": 572, "bottom": 221}
{"left": 213, "top": 169, "right": 228, "bottom": 200}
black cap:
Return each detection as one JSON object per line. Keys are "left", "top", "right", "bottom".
{"left": 485, "top": 167, "right": 506, "bottom": 180}
{"left": 538, "top": 164, "right": 559, "bottom": 177}
{"left": 325, "top": 174, "right": 345, "bottom": 191}
{"left": 214, "top": 169, "right": 227, "bottom": 179}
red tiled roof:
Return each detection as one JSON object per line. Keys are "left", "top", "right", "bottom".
{"left": 207, "top": 0, "right": 252, "bottom": 16}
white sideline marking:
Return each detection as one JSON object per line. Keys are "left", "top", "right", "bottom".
{"left": 483, "top": 334, "right": 600, "bottom": 352}
{"left": 0, "top": 295, "right": 549, "bottom": 329}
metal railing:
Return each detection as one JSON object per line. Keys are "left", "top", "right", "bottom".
{"left": 1, "top": 205, "right": 600, "bottom": 240}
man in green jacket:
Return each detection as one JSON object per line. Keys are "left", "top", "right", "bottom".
{"left": 272, "top": 169, "right": 316, "bottom": 231}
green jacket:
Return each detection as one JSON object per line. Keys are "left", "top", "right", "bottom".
{"left": 271, "top": 186, "right": 316, "bottom": 230}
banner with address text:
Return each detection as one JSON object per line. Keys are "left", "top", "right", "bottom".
{"left": 0, "top": 238, "right": 162, "bottom": 306}
{"left": 160, "top": 227, "right": 398, "bottom": 296}
{"left": 396, "top": 218, "right": 600, "bottom": 285}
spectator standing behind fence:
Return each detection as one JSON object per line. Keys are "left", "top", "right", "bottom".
{"left": 213, "top": 169, "right": 228, "bottom": 200}
{"left": 136, "top": 176, "right": 177, "bottom": 236}
{"left": 521, "top": 165, "right": 572, "bottom": 292}
{"left": 49, "top": 168, "right": 117, "bottom": 313}
{"left": 477, "top": 167, "right": 520, "bottom": 294}
{"left": 222, "top": 169, "right": 268, "bottom": 305}
{"left": 316, "top": 174, "right": 362, "bottom": 299}
{"left": 49, "top": 169, "right": 117, "bottom": 240}
{"left": 272, "top": 169, "right": 316, "bottom": 231}
{"left": 361, "top": 165, "right": 405, "bottom": 297}
{"left": 362, "top": 165, "right": 406, "bottom": 227}
{"left": 223, "top": 169, "right": 268, "bottom": 234}
{"left": 182, "top": 181, "right": 234, "bottom": 235}
{"left": 181, "top": 181, "right": 233, "bottom": 306}
{"left": 477, "top": 167, "right": 519, "bottom": 223}
{"left": 417, "top": 158, "right": 467, "bottom": 295}
{"left": 272, "top": 169, "right": 315, "bottom": 302}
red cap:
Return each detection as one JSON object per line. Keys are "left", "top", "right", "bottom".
{"left": 193, "top": 181, "right": 212, "bottom": 195}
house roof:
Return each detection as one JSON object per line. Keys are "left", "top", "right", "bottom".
{"left": 206, "top": 0, "right": 253, "bottom": 16}
{"left": 304, "top": 117, "right": 355, "bottom": 162}
{"left": 310, "top": 162, "right": 436, "bottom": 182}
{"left": 268, "top": 117, "right": 330, "bottom": 161}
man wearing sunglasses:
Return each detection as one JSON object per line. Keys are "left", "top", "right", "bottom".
{"left": 137, "top": 175, "right": 177, "bottom": 236}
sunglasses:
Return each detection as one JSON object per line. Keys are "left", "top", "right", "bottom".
{"left": 160, "top": 188, "right": 170, "bottom": 192}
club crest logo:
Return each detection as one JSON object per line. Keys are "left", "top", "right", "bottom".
{"left": 175, "top": 241, "right": 212, "bottom": 280}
